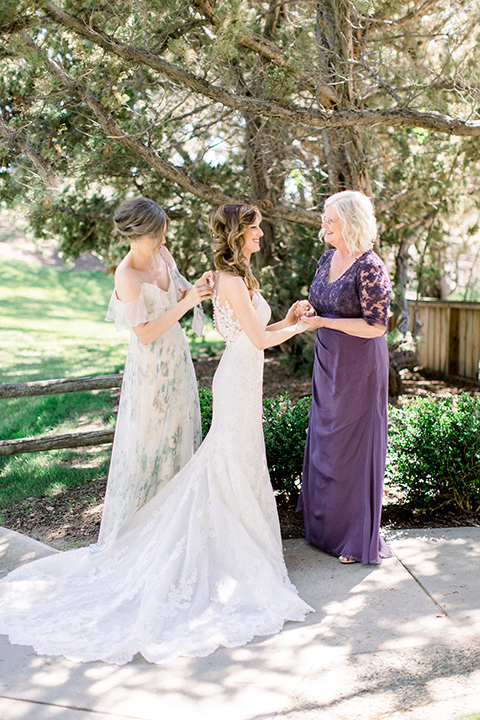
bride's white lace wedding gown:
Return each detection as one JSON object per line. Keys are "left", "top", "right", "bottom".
{"left": 0, "top": 288, "right": 313, "bottom": 665}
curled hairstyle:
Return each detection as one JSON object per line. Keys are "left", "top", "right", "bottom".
{"left": 321, "top": 190, "right": 377, "bottom": 255}
{"left": 209, "top": 204, "right": 260, "bottom": 291}
{"left": 113, "top": 197, "right": 169, "bottom": 255}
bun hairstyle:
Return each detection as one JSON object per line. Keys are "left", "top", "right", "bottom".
{"left": 113, "top": 197, "right": 169, "bottom": 255}
{"left": 209, "top": 204, "right": 260, "bottom": 291}
{"left": 322, "top": 190, "right": 377, "bottom": 255}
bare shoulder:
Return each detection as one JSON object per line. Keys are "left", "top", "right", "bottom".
{"left": 114, "top": 262, "right": 141, "bottom": 302}
{"left": 217, "top": 272, "right": 248, "bottom": 294}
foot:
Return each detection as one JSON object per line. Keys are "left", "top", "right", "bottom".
{"left": 339, "top": 555, "right": 358, "bottom": 564}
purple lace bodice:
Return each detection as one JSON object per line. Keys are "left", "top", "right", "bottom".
{"left": 308, "top": 249, "right": 391, "bottom": 327}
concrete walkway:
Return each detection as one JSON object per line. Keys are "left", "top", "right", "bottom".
{"left": 0, "top": 526, "right": 479, "bottom": 720}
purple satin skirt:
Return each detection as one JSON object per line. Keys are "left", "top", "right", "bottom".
{"left": 297, "top": 326, "right": 394, "bottom": 564}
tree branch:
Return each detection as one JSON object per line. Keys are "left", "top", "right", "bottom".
{"left": 190, "top": 0, "right": 336, "bottom": 103}
{"left": 42, "top": 3, "right": 480, "bottom": 137}
{"left": 19, "top": 31, "right": 324, "bottom": 228}
{"left": 370, "top": 0, "right": 439, "bottom": 26}
{"left": 0, "top": 117, "right": 61, "bottom": 188}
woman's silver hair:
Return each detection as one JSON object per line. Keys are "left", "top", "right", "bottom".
{"left": 321, "top": 190, "right": 377, "bottom": 254}
{"left": 113, "top": 197, "right": 168, "bottom": 254}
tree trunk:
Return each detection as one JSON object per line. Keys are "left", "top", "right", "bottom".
{"left": 392, "top": 234, "right": 415, "bottom": 335}
{"left": 244, "top": 112, "right": 277, "bottom": 267}
{"left": 316, "top": 0, "right": 372, "bottom": 195}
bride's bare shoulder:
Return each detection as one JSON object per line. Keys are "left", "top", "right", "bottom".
{"left": 216, "top": 272, "right": 247, "bottom": 292}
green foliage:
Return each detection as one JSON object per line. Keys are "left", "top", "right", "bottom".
{"left": 386, "top": 394, "right": 480, "bottom": 512}
{"left": 197, "top": 385, "right": 213, "bottom": 439}
{"left": 198, "top": 387, "right": 310, "bottom": 502}
{"left": 1, "top": 0, "right": 480, "bottom": 319}
{"left": 263, "top": 394, "right": 311, "bottom": 502}
{"left": 258, "top": 223, "right": 319, "bottom": 370}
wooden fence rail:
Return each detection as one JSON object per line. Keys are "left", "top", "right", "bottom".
{"left": 407, "top": 299, "right": 480, "bottom": 382}
{"left": 0, "top": 374, "right": 122, "bottom": 399}
{"left": 0, "top": 374, "right": 122, "bottom": 457}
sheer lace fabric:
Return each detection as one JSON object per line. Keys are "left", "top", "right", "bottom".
{"left": 100, "top": 268, "right": 202, "bottom": 544}
{"left": 309, "top": 249, "right": 391, "bottom": 326}
{"left": 0, "top": 288, "right": 312, "bottom": 665}
{"left": 212, "top": 286, "right": 256, "bottom": 346}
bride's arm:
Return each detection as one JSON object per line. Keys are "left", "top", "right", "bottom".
{"left": 266, "top": 301, "right": 304, "bottom": 331}
{"left": 115, "top": 267, "right": 211, "bottom": 346}
{"left": 224, "top": 276, "right": 306, "bottom": 350}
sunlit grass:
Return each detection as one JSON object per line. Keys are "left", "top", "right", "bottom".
{"left": 0, "top": 446, "right": 111, "bottom": 509}
{"left": 0, "top": 260, "right": 127, "bottom": 383}
{"left": 0, "top": 260, "right": 125, "bottom": 510}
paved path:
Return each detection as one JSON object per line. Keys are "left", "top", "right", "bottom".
{"left": 0, "top": 526, "right": 479, "bottom": 720}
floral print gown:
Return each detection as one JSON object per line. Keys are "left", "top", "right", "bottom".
{"left": 98, "top": 261, "right": 202, "bottom": 544}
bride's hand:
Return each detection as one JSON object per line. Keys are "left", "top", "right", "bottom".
{"left": 285, "top": 299, "right": 312, "bottom": 324}
{"left": 284, "top": 301, "right": 301, "bottom": 325}
{"left": 296, "top": 300, "right": 315, "bottom": 317}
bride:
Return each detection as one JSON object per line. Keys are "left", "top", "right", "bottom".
{"left": 0, "top": 203, "right": 313, "bottom": 665}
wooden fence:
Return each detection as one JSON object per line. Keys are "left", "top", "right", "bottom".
{"left": 407, "top": 299, "right": 480, "bottom": 381}
{"left": 0, "top": 374, "right": 122, "bottom": 457}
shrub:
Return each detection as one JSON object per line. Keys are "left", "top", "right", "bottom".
{"left": 263, "top": 394, "right": 311, "bottom": 503}
{"left": 386, "top": 393, "right": 480, "bottom": 512}
{"left": 198, "top": 386, "right": 310, "bottom": 503}
{"left": 197, "top": 385, "right": 213, "bottom": 439}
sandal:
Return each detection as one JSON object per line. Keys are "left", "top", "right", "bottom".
{"left": 339, "top": 555, "right": 358, "bottom": 564}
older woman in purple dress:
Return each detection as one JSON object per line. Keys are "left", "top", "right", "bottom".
{"left": 296, "top": 190, "right": 394, "bottom": 565}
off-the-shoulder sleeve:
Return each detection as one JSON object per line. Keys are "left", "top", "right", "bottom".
{"left": 358, "top": 257, "right": 392, "bottom": 327}
{"left": 105, "top": 290, "right": 149, "bottom": 332}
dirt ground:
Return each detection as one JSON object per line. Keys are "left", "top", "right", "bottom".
{"left": 2, "top": 358, "right": 479, "bottom": 550}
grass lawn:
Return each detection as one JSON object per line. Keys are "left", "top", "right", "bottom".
{"left": 0, "top": 258, "right": 221, "bottom": 515}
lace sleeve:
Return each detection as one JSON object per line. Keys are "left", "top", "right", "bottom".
{"left": 105, "top": 291, "right": 149, "bottom": 331}
{"left": 358, "top": 257, "right": 391, "bottom": 327}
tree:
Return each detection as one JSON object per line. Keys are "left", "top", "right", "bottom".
{"left": 1, "top": 0, "right": 480, "bottom": 324}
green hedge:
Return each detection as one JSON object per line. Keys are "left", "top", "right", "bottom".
{"left": 201, "top": 386, "right": 480, "bottom": 515}
{"left": 386, "top": 393, "right": 480, "bottom": 512}
{"left": 198, "top": 386, "right": 310, "bottom": 503}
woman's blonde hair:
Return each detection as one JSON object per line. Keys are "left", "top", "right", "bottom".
{"left": 209, "top": 204, "right": 260, "bottom": 291}
{"left": 113, "top": 197, "right": 169, "bottom": 255}
{"left": 321, "top": 190, "right": 377, "bottom": 255}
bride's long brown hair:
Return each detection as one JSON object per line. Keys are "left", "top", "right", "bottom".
{"left": 209, "top": 204, "right": 260, "bottom": 292}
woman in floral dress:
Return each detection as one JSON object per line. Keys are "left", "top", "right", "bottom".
{"left": 99, "top": 197, "right": 212, "bottom": 544}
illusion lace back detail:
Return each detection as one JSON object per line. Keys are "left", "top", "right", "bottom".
{"left": 212, "top": 290, "right": 242, "bottom": 345}
{"left": 212, "top": 287, "right": 262, "bottom": 346}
